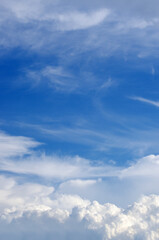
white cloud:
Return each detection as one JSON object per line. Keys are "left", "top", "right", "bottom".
{"left": 0, "top": 131, "right": 39, "bottom": 158}
{"left": 0, "top": 175, "right": 90, "bottom": 222}
{"left": 26, "top": 66, "right": 78, "bottom": 92}
{"left": 1, "top": 179, "right": 159, "bottom": 240}
{"left": 60, "top": 179, "right": 98, "bottom": 189}
{"left": 99, "top": 78, "right": 114, "bottom": 90}
{"left": 2, "top": 130, "right": 159, "bottom": 207}
{"left": 1, "top": 132, "right": 159, "bottom": 238}
{"left": 0, "top": 175, "right": 54, "bottom": 213}
{"left": 121, "top": 154, "right": 159, "bottom": 178}
{"left": 0, "top": 0, "right": 110, "bottom": 30}
{"left": 25, "top": 65, "right": 115, "bottom": 93}
{"left": 130, "top": 96, "right": 159, "bottom": 108}
{"left": 0, "top": 153, "right": 120, "bottom": 180}
{"left": 1, "top": 0, "right": 159, "bottom": 57}
{"left": 18, "top": 122, "right": 156, "bottom": 155}
{"left": 1, "top": 130, "right": 159, "bottom": 181}
{"left": 55, "top": 9, "right": 110, "bottom": 31}
{"left": 117, "top": 18, "right": 159, "bottom": 30}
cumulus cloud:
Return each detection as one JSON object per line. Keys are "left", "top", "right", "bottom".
{"left": 0, "top": 175, "right": 54, "bottom": 214}
{"left": 0, "top": 175, "right": 90, "bottom": 222}
{"left": 121, "top": 154, "right": 159, "bottom": 178}
{"left": 1, "top": 131, "right": 159, "bottom": 238}
{"left": 1, "top": 180, "right": 159, "bottom": 240}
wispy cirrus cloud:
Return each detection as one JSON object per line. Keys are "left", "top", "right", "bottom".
{"left": 55, "top": 9, "right": 110, "bottom": 31}
{"left": 130, "top": 96, "right": 159, "bottom": 108}
{"left": 1, "top": 0, "right": 159, "bottom": 57}
{"left": 25, "top": 65, "right": 114, "bottom": 93}
{"left": 16, "top": 121, "right": 159, "bottom": 158}
{"left": 26, "top": 66, "right": 78, "bottom": 92}
{"left": 0, "top": 0, "right": 110, "bottom": 30}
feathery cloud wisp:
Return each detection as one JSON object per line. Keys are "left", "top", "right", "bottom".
{"left": 130, "top": 96, "right": 159, "bottom": 108}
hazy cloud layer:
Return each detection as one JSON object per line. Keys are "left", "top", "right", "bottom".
{"left": 1, "top": 0, "right": 159, "bottom": 57}
{"left": 1, "top": 131, "right": 159, "bottom": 205}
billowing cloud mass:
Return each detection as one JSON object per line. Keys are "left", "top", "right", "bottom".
{"left": 0, "top": 175, "right": 159, "bottom": 240}
{"left": 0, "top": 131, "right": 159, "bottom": 239}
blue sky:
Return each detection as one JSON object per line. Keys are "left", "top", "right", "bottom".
{"left": 1, "top": 42, "right": 159, "bottom": 162}
{"left": 1, "top": 0, "right": 159, "bottom": 239}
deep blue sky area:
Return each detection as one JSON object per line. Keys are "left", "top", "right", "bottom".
{"left": 1, "top": 46, "right": 159, "bottom": 164}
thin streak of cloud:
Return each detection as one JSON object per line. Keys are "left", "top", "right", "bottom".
{"left": 130, "top": 96, "right": 159, "bottom": 107}
{"left": 16, "top": 121, "right": 159, "bottom": 157}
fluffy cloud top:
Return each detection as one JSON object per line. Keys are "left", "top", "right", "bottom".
{"left": 0, "top": 176, "right": 159, "bottom": 240}
{"left": 1, "top": 131, "right": 159, "bottom": 238}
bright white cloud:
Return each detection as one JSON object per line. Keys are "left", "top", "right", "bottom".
{"left": 0, "top": 131, "right": 39, "bottom": 158}
{"left": 60, "top": 179, "right": 98, "bottom": 189}
{"left": 1, "top": 179, "right": 159, "bottom": 240}
{"left": 0, "top": 153, "right": 120, "bottom": 179}
{"left": 121, "top": 154, "right": 159, "bottom": 178}
{"left": 0, "top": 175, "right": 90, "bottom": 222}
{"left": 1, "top": 132, "right": 159, "bottom": 238}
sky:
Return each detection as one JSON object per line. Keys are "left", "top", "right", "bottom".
{"left": 1, "top": 0, "right": 159, "bottom": 239}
